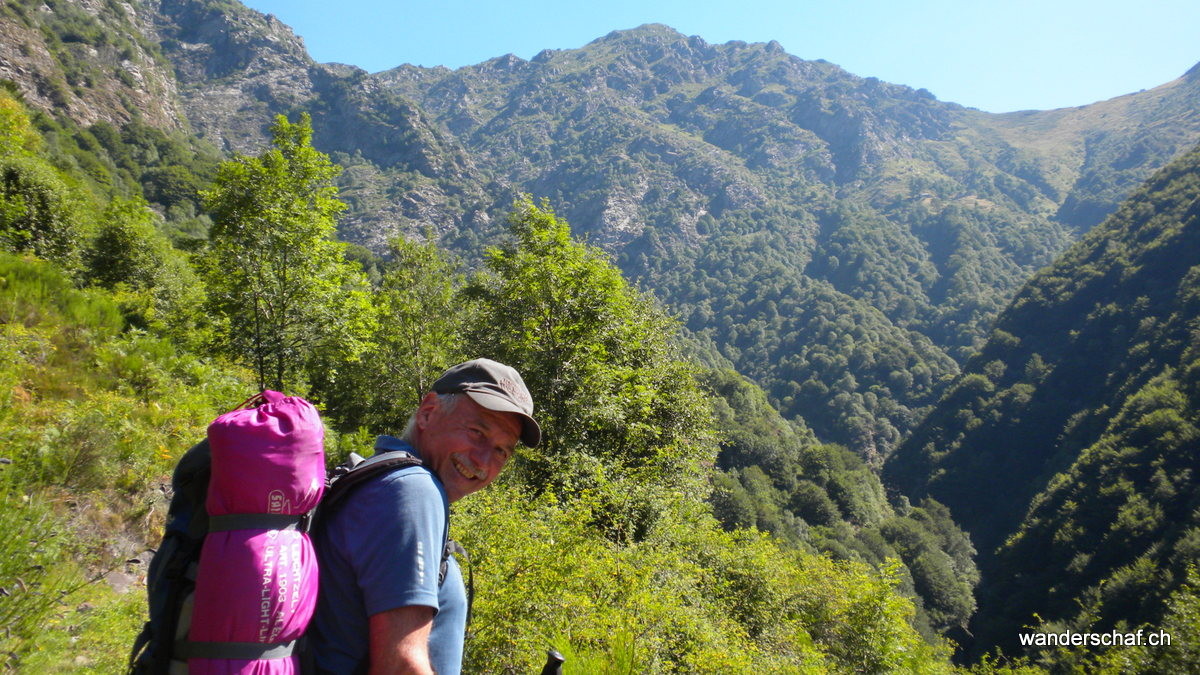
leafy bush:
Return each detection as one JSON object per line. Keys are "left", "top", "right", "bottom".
{"left": 456, "top": 485, "right": 952, "bottom": 673}
{"left": 86, "top": 197, "right": 206, "bottom": 339}
{"left": 0, "top": 156, "right": 88, "bottom": 271}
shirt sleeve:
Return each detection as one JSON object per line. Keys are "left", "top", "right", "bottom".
{"left": 339, "top": 468, "right": 448, "bottom": 617}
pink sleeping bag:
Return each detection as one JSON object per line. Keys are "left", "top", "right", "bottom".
{"left": 188, "top": 391, "right": 326, "bottom": 674}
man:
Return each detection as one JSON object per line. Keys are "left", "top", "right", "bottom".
{"left": 309, "top": 359, "right": 541, "bottom": 674}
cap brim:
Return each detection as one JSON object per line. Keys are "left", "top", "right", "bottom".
{"left": 464, "top": 391, "right": 542, "bottom": 447}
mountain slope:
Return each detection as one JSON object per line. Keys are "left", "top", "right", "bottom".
{"left": 973, "top": 61, "right": 1200, "bottom": 231}
{"left": 885, "top": 142, "right": 1200, "bottom": 655}
{"left": 705, "top": 369, "right": 979, "bottom": 639}
{"left": 335, "top": 24, "right": 1200, "bottom": 455}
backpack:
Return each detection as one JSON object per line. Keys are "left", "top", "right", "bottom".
{"left": 127, "top": 392, "right": 464, "bottom": 674}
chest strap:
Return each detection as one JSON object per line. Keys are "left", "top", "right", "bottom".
{"left": 207, "top": 513, "right": 307, "bottom": 533}
{"left": 173, "top": 638, "right": 297, "bottom": 661}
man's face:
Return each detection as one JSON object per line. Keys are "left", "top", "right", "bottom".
{"left": 415, "top": 393, "right": 521, "bottom": 502}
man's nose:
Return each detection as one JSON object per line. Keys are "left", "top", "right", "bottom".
{"left": 471, "top": 442, "right": 499, "bottom": 467}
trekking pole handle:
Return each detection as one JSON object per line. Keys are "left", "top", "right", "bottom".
{"left": 540, "top": 649, "right": 565, "bottom": 675}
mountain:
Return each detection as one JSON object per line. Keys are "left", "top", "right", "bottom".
{"left": 885, "top": 142, "right": 1200, "bottom": 656}
{"left": 4, "top": 1, "right": 1200, "bottom": 460}
{"left": 0, "top": 95, "right": 954, "bottom": 670}
{"left": 370, "top": 29, "right": 1199, "bottom": 456}
{"left": 165, "top": 13, "right": 1200, "bottom": 457}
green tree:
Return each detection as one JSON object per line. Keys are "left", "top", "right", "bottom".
{"left": 313, "top": 234, "right": 468, "bottom": 432}
{"left": 463, "top": 197, "right": 715, "bottom": 501}
{"left": 373, "top": 234, "right": 468, "bottom": 405}
{"left": 141, "top": 164, "right": 206, "bottom": 208}
{"left": 199, "top": 113, "right": 372, "bottom": 392}
{"left": 86, "top": 196, "right": 204, "bottom": 337}
{"left": 710, "top": 470, "right": 757, "bottom": 529}
{"left": 88, "top": 197, "right": 173, "bottom": 289}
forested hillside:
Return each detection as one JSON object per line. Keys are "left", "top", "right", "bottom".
{"left": 706, "top": 370, "right": 978, "bottom": 640}
{"left": 886, "top": 142, "right": 1200, "bottom": 662}
{"left": 312, "top": 26, "right": 1200, "bottom": 457}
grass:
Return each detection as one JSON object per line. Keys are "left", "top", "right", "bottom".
{"left": 9, "top": 574, "right": 146, "bottom": 673}
{"left": 0, "top": 253, "right": 251, "bottom": 668}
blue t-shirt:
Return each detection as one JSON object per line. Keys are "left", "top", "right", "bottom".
{"left": 309, "top": 436, "right": 467, "bottom": 674}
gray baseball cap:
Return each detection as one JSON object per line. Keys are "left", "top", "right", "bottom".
{"left": 433, "top": 358, "right": 541, "bottom": 447}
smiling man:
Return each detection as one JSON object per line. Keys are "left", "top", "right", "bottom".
{"left": 309, "top": 359, "right": 540, "bottom": 674}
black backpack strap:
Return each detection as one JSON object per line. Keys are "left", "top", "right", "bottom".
{"left": 127, "top": 622, "right": 153, "bottom": 674}
{"left": 323, "top": 450, "right": 425, "bottom": 510}
{"left": 322, "top": 448, "right": 469, "bottom": 615}
{"left": 308, "top": 450, "right": 426, "bottom": 535}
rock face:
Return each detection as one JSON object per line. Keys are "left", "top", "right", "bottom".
{"left": 146, "top": 0, "right": 320, "bottom": 151}
{"left": 365, "top": 25, "right": 965, "bottom": 245}
{"left": 0, "top": 0, "right": 183, "bottom": 129}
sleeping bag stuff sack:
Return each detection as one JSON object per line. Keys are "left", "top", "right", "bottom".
{"left": 185, "top": 391, "right": 326, "bottom": 674}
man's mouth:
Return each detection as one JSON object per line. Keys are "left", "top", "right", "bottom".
{"left": 451, "top": 454, "right": 486, "bottom": 481}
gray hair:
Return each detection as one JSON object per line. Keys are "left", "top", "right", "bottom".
{"left": 400, "top": 393, "right": 463, "bottom": 443}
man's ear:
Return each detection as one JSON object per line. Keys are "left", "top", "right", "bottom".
{"left": 415, "top": 391, "right": 439, "bottom": 430}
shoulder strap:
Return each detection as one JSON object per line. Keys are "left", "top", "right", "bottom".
{"left": 311, "top": 450, "right": 426, "bottom": 531}
{"left": 320, "top": 450, "right": 466, "bottom": 588}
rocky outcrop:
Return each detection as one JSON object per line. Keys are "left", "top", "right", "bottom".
{"left": 0, "top": 0, "right": 183, "bottom": 129}
{"left": 145, "top": 0, "right": 322, "bottom": 151}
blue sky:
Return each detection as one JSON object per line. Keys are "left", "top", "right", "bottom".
{"left": 239, "top": 0, "right": 1199, "bottom": 113}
